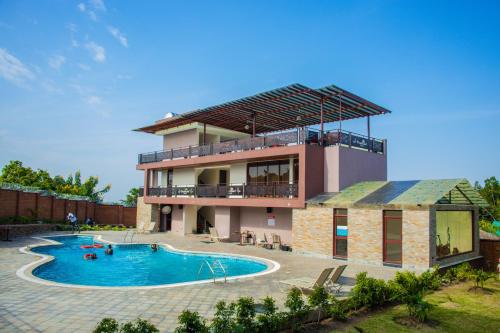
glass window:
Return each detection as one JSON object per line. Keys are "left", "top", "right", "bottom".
{"left": 334, "top": 208, "right": 348, "bottom": 258}
{"left": 279, "top": 162, "right": 290, "bottom": 183}
{"left": 436, "top": 211, "right": 473, "bottom": 258}
{"left": 248, "top": 165, "right": 258, "bottom": 184}
{"left": 268, "top": 163, "right": 280, "bottom": 183}
{"left": 257, "top": 164, "right": 267, "bottom": 183}
{"left": 383, "top": 210, "right": 402, "bottom": 264}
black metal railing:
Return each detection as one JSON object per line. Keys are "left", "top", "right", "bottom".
{"left": 138, "top": 128, "right": 385, "bottom": 164}
{"left": 142, "top": 182, "right": 298, "bottom": 199}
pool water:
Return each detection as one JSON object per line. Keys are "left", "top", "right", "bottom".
{"left": 30, "top": 235, "right": 268, "bottom": 287}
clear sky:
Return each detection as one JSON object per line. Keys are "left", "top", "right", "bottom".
{"left": 0, "top": 0, "right": 499, "bottom": 201}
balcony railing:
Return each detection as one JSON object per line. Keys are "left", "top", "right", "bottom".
{"left": 138, "top": 182, "right": 299, "bottom": 199}
{"left": 138, "top": 129, "right": 385, "bottom": 164}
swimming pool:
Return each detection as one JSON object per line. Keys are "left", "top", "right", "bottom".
{"left": 22, "top": 235, "right": 275, "bottom": 288}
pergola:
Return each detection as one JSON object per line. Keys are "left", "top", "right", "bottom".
{"left": 135, "top": 83, "right": 391, "bottom": 139}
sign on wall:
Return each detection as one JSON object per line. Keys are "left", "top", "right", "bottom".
{"left": 267, "top": 214, "right": 276, "bottom": 226}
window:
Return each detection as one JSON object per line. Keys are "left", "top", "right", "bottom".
{"left": 383, "top": 210, "right": 402, "bottom": 265}
{"left": 247, "top": 159, "right": 297, "bottom": 184}
{"left": 333, "top": 209, "right": 348, "bottom": 258}
{"left": 436, "top": 211, "right": 473, "bottom": 258}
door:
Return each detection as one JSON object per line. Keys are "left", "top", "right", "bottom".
{"left": 333, "top": 209, "right": 348, "bottom": 258}
{"left": 383, "top": 210, "right": 402, "bottom": 265}
{"left": 160, "top": 206, "right": 172, "bottom": 232}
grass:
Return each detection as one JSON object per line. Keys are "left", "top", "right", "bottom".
{"left": 332, "top": 280, "right": 500, "bottom": 333}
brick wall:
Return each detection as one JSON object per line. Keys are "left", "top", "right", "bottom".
{"left": 402, "top": 209, "right": 430, "bottom": 271}
{"left": 136, "top": 197, "right": 159, "bottom": 232}
{"left": 349, "top": 208, "right": 384, "bottom": 266}
{"left": 292, "top": 207, "right": 333, "bottom": 257}
{"left": 0, "top": 189, "right": 136, "bottom": 226}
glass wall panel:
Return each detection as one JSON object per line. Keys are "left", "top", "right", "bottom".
{"left": 436, "top": 211, "right": 473, "bottom": 258}
{"left": 268, "top": 163, "right": 280, "bottom": 183}
{"left": 279, "top": 162, "right": 290, "bottom": 183}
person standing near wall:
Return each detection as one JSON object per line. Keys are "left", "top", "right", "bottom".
{"left": 67, "top": 212, "right": 80, "bottom": 233}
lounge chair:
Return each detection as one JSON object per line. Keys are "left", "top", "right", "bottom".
{"left": 271, "top": 233, "right": 281, "bottom": 249}
{"left": 256, "top": 233, "right": 273, "bottom": 249}
{"left": 144, "top": 222, "right": 156, "bottom": 234}
{"left": 280, "top": 265, "right": 347, "bottom": 294}
{"left": 209, "top": 227, "right": 229, "bottom": 242}
{"left": 280, "top": 267, "right": 334, "bottom": 293}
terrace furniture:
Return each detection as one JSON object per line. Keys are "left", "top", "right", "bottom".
{"left": 256, "top": 233, "right": 273, "bottom": 249}
{"left": 279, "top": 267, "right": 334, "bottom": 294}
{"left": 280, "top": 265, "right": 347, "bottom": 294}
{"left": 271, "top": 233, "right": 281, "bottom": 249}
{"left": 209, "top": 227, "right": 229, "bottom": 242}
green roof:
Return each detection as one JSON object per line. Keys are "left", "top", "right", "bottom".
{"left": 308, "top": 179, "right": 488, "bottom": 207}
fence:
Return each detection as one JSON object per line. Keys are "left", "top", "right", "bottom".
{"left": 0, "top": 188, "right": 136, "bottom": 227}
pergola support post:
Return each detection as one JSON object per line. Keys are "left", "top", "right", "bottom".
{"left": 203, "top": 123, "right": 207, "bottom": 145}
{"left": 320, "top": 98, "right": 324, "bottom": 144}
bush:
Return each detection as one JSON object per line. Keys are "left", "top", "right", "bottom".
{"left": 234, "top": 297, "right": 256, "bottom": 332}
{"left": 93, "top": 318, "right": 119, "bottom": 333}
{"left": 121, "top": 318, "right": 159, "bottom": 333}
{"left": 389, "top": 271, "right": 433, "bottom": 322}
{"left": 256, "top": 297, "right": 284, "bottom": 333}
{"left": 307, "top": 286, "right": 330, "bottom": 324}
{"left": 419, "top": 266, "right": 442, "bottom": 291}
{"left": 479, "top": 219, "right": 499, "bottom": 234}
{"left": 468, "top": 269, "right": 497, "bottom": 289}
{"left": 328, "top": 298, "right": 350, "bottom": 322}
{"left": 93, "top": 318, "right": 158, "bottom": 333}
{"left": 210, "top": 301, "right": 236, "bottom": 333}
{"left": 174, "top": 310, "right": 208, "bottom": 333}
{"left": 350, "top": 272, "right": 391, "bottom": 309}
{"left": 284, "top": 287, "right": 309, "bottom": 332}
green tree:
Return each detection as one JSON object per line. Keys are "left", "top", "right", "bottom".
{"left": 475, "top": 176, "right": 500, "bottom": 220}
{"left": 0, "top": 160, "right": 111, "bottom": 202}
{"left": 121, "top": 188, "right": 140, "bottom": 207}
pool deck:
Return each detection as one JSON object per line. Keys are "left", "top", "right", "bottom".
{"left": 0, "top": 231, "right": 399, "bottom": 332}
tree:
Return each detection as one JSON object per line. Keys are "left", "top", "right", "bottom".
{"left": 0, "top": 160, "right": 111, "bottom": 202}
{"left": 121, "top": 188, "right": 140, "bottom": 207}
{"left": 475, "top": 176, "right": 500, "bottom": 220}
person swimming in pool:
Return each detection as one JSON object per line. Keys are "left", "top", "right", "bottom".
{"left": 151, "top": 243, "right": 158, "bottom": 252}
{"left": 84, "top": 253, "right": 97, "bottom": 260}
{"left": 105, "top": 244, "right": 113, "bottom": 255}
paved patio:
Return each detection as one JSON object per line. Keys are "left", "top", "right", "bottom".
{"left": 0, "top": 231, "right": 399, "bottom": 332}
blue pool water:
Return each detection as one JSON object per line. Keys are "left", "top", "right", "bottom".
{"left": 30, "top": 235, "right": 268, "bottom": 287}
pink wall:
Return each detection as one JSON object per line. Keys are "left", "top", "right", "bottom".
{"left": 304, "top": 145, "right": 325, "bottom": 199}
{"left": 214, "top": 206, "right": 240, "bottom": 241}
{"left": 163, "top": 129, "right": 199, "bottom": 150}
{"left": 171, "top": 205, "right": 184, "bottom": 234}
{"left": 324, "top": 146, "right": 387, "bottom": 192}
{"left": 239, "top": 207, "right": 292, "bottom": 245}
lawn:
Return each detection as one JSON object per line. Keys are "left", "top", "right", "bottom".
{"left": 332, "top": 280, "right": 500, "bottom": 333}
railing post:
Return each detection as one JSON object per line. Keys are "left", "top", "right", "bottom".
{"left": 154, "top": 151, "right": 158, "bottom": 162}
{"left": 349, "top": 132, "right": 352, "bottom": 148}
{"left": 138, "top": 154, "right": 142, "bottom": 164}
{"left": 188, "top": 145, "right": 192, "bottom": 158}
{"left": 171, "top": 148, "right": 173, "bottom": 160}
{"left": 210, "top": 143, "right": 213, "bottom": 155}
{"left": 243, "top": 183, "right": 246, "bottom": 198}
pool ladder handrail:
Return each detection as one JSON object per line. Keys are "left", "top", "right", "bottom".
{"left": 123, "top": 230, "right": 136, "bottom": 243}
{"left": 197, "top": 259, "right": 227, "bottom": 283}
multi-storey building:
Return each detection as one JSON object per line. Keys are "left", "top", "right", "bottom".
{"left": 135, "top": 83, "right": 485, "bottom": 271}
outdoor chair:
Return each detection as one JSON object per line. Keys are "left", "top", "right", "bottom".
{"left": 280, "top": 265, "right": 347, "bottom": 294}
{"left": 279, "top": 267, "right": 334, "bottom": 294}
{"left": 256, "top": 233, "right": 273, "bottom": 249}
{"left": 209, "top": 227, "right": 229, "bottom": 242}
{"left": 271, "top": 233, "right": 281, "bottom": 249}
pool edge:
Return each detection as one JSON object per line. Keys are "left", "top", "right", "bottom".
{"left": 16, "top": 234, "right": 281, "bottom": 290}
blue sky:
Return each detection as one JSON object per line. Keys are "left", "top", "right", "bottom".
{"left": 0, "top": 0, "right": 499, "bottom": 201}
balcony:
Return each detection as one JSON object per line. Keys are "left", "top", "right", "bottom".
{"left": 139, "top": 182, "right": 299, "bottom": 199}
{"left": 138, "top": 129, "right": 385, "bottom": 164}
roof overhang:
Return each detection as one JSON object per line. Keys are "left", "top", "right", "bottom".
{"left": 134, "top": 83, "right": 391, "bottom": 134}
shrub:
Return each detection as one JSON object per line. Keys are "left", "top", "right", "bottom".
{"left": 210, "top": 301, "right": 236, "bottom": 333}
{"left": 328, "top": 298, "right": 350, "bottom": 322}
{"left": 307, "top": 286, "right": 330, "bottom": 324}
{"left": 284, "top": 287, "right": 308, "bottom": 332}
{"left": 390, "top": 271, "right": 433, "bottom": 322}
{"left": 419, "top": 266, "right": 442, "bottom": 291}
{"left": 93, "top": 318, "right": 158, "bottom": 333}
{"left": 256, "top": 297, "right": 284, "bottom": 333}
{"left": 121, "top": 318, "right": 159, "bottom": 333}
{"left": 93, "top": 318, "right": 119, "bottom": 333}
{"left": 174, "top": 310, "right": 208, "bottom": 333}
{"left": 234, "top": 297, "right": 256, "bottom": 332}
{"left": 468, "top": 269, "right": 497, "bottom": 289}
{"left": 350, "top": 272, "right": 391, "bottom": 309}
